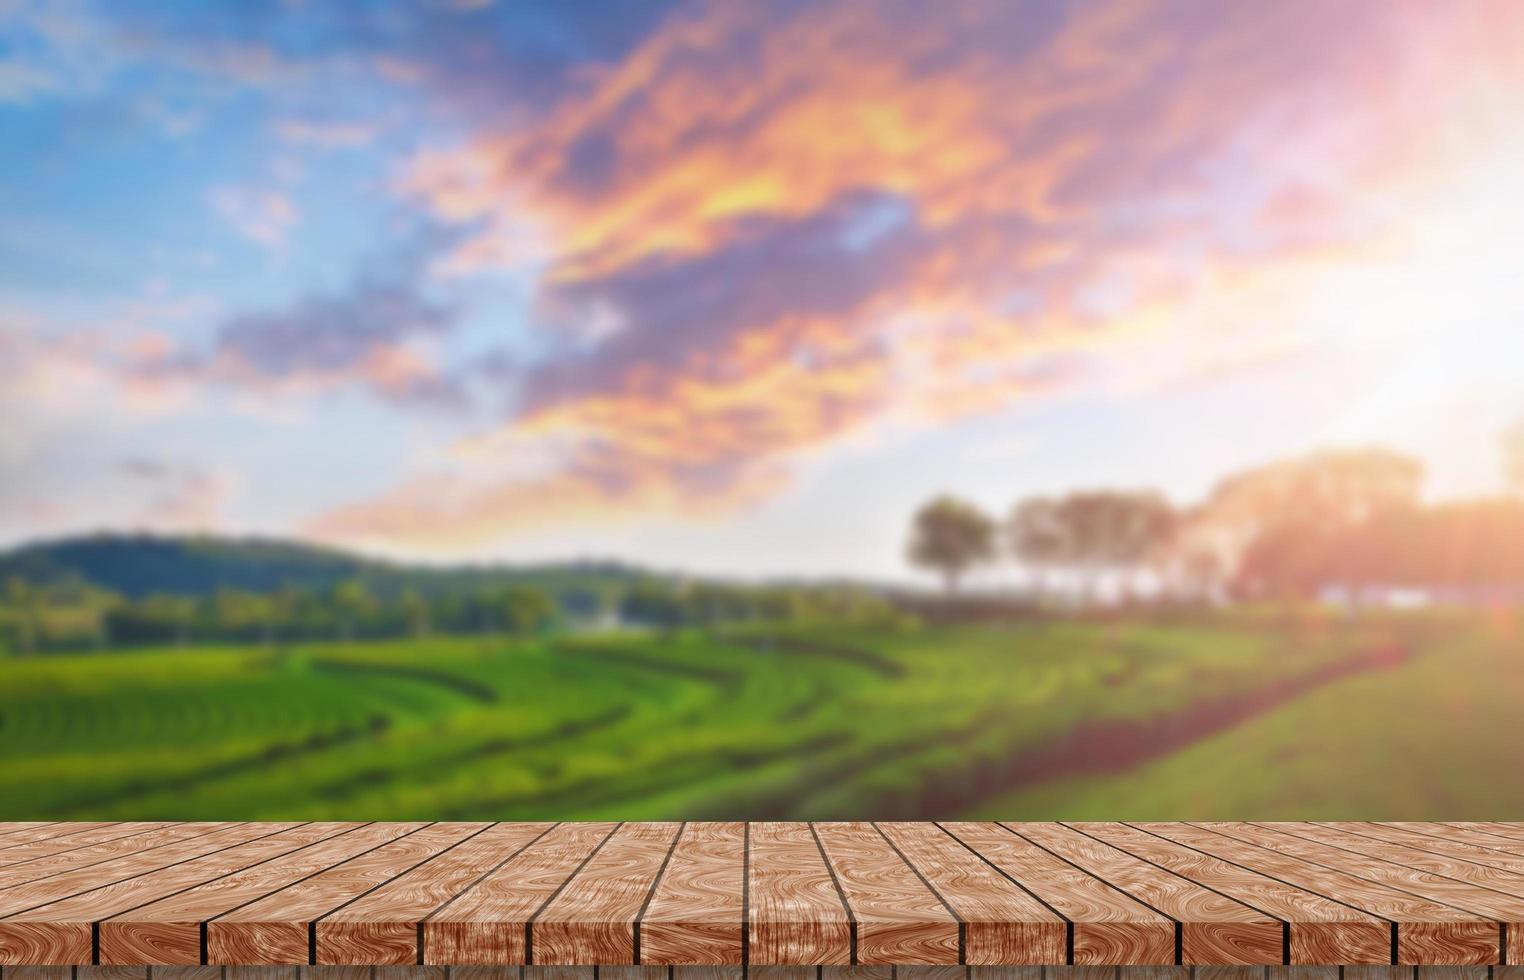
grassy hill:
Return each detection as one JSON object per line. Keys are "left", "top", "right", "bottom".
{"left": 4, "top": 612, "right": 1514, "bottom": 820}
{"left": 972, "top": 613, "right": 1524, "bottom": 818}
{"left": 0, "top": 532, "right": 653, "bottom": 600}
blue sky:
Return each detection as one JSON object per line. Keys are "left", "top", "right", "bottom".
{"left": 3, "top": 0, "right": 1523, "bottom": 579}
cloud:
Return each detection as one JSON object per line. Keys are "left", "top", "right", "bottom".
{"left": 116, "top": 457, "right": 234, "bottom": 530}
{"left": 209, "top": 185, "right": 299, "bottom": 247}
{"left": 137, "top": 266, "right": 465, "bottom": 410}
{"left": 273, "top": 119, "right": 377, "bottom": 148}
{"left": 309, "top": 0, "right": 1524, "bottom": 550}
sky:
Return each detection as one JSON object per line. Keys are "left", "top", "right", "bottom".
{"left": 3, "top": 0, "right": 1524, "bottom": 579}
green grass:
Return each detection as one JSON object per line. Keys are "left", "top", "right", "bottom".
{"left": 1, "top": 613, "right": 1517, "bottom": 819}
{"left": 973, "top": 614, "right": 1524, "bottom": 819}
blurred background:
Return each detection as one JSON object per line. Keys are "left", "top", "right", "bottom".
{"left": 3, "top": 0, "right": 1523, "bottom": 820}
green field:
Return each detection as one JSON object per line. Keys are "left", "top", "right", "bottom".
{"left": 2, "top": 613, "right": 1519, "bottom": 819}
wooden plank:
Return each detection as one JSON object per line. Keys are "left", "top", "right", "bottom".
{"left": 317, "top": 822, "right": 553, "bottom": 965}
{"left": 1075, "top": 822, "right": 1389, "bottom": 964}
{"left": 1267, "top": 968, "right": 1339, "bottom": 980}
{"left": 3, "top": 967, "right": 72, "bottom": 980}
{"left": 151, "top": 968, "right": 223, "bottom": 980}
{"left": 669, "top": 968, "right": 741, "bottom": 980}
{"left": 1207, "top": 823, "right": 1505, "bottom": 963}
{"left": 0, "top": 823, "right": 239, "bottom": 891}
{"left": 746, "top": 821, "right": 851, "bottom": 966}
{"left": 1016, "top": 822, "right": 1281, "bottom": 965}
{"left": 1453, "top": 824, "right": 1524, "bottom": 846}
{"left": 524, "top": 969, "right": 593, "bottom": 980}
{"left": 0, "top": 824, "right": 62, "bottom": 844}
{"left": 1142, "top": 823, "right": 1493, "bottom": 965}
{"left": 1243, "top": 824, "right": 1522, "bottom": 965}
{"left": 969, "top": 968, "right": 1045, "bottom": 980}
{"left": 533, "top": 821, "right": 681, "bottom": 965}
{"left": 0, "top": 825, "right": 94, "bottom": 851}
{"left": 1195, "top": 968, "right": 1261, "bottom": 980}
{"left": 424, "top": 821, "right": 617, "bottom": 965}
{"left": 451, "top": 968, "right": 522, "bottom": 980}
{"left": 879, "top": 822, "right": 1065, "bottom": 964}
{"left": 100, "top": 823, "right": 424, "bottom": 965}
{"left": 0, "top": 824, "right": 166, "bottom": 868}
{"left": 820, "top": 968, "right": 892, "bottom": 980}
{"left": 208, "top": 823, "right": 487, "bottom": 965}
{"left": 640, "top": 821, "right": 745, "bottom": 965}
{"left": 1359, "top": 824, "right": 1524, "bottom": 869}
{"left": 945, "top": 821, "right": 1174, "bottom": 965}
{"left": 0, "top": 823, "right": 284, "bottom": 963}
{"left": 600, "top": 967, "right": 669, "bottom": 980}
{"left": 0, "top": 824, "right": 335, "bottom": 965}
{"left": 75, "top": 967, "right": 147, "bottom": 980}
{"left": 813, "top": 822, "right": 959, "bottom": 964}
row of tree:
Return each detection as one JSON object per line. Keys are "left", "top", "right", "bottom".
{"left": 908, "top": 437, "right": 1524, "bottom": 604}
{"left": 0, "top": 572, "right": 898, "bottom": 655}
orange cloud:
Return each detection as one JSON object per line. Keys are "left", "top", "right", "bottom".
{"left": 316, "top": 0, "right": 1524, "bottom": 550}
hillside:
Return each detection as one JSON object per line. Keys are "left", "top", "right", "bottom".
{"left": 0, "top": 616, "right": 1465, "bottom": 820}
{"left": 0, "top": 532, "right": 653, "bottom": 600}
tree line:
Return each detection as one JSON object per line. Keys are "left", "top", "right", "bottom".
{"left": 909, "top": 432, "right": 1524, "bottom": 605}
{"left": 0, "top": 572, "right": 896, "bottom": 655}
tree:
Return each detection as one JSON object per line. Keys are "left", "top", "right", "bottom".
{"left": 269, "top": 584, "right": 306, "bottom": 645}
{"left": 142, "top": 594, "right": 197, "bottom": 647}
{"left": 1007, "top": 497, "right": 1069, "bottom": 603}
{"left": 503, "top": 586, "right": 556, "bottom": 636}
{"left": 211, "top": 588, "right": 273, "bottom": 643}
{"left": 907, "top": 496, "right": 997, "bottom": 593}
{"left": 399, "top": 589, "right": 430, "bottom": 640}
{"left": 330, "top": 578, "right": 374, "bottom": 643}
{"left": 1504, "top": 418, "right": 1524, "bottom": 497}
{"left": 4, "top": 576, "right": 39, "bottom": 655}
{"left": 620, "top": 581, "right": 688, "bottom": 630}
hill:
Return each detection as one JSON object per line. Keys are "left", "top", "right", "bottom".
{"left": 0, "top": 532, "right": 654, "bottom": 600}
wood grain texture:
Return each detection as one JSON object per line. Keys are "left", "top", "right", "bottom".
{"left": 746, "top": 822, "right": 850, "bottom": 966}
{"left": 968, "top": 968, "right": 1045, "bottom": 980}
{"left": 1231, "top": 824, "right": 1521, "bottom": 961}
{"left": 1077, "top": 822, "right": 1389, "bottom": 965}
{"left": 1194, "top": 967, "right": 1262, "bottom": 980}
{"left": 748, "top": 967, "right": 813, "bottom": 980}
{"left": 0, "top": 823, "right": 305, "bottom": 965}
{"left": 1147, "top": 823, "right": 1493, "bottom": 965}
{"left": 319, "top": 823, "right": 552, "bottom": 966}
{"left": 1346, "top": 823, "right": 1524, "bottom": 874}
{"left": 640, "top": 821, "right": 744, "bottom": 965}
{"left": 1451, "top": 824, "right": 1524, "bottom": 846}
{"left": 670, "top": 968, "right": 742, "bottom": 980}
{"left": 880, "top": 822, "right": 1065, "bottom": 964}
{"left": 946, "top": 822, "right": 1175, "bottom": 966}
{"left": 208, "top": 823, "right": 486, "bottom": 965}
{"left": 0, "top": 823, "right": 248, "bottom": 893}
{"left": 1017, "top": 822, "right": 1280, "bottom": 965}
{"left": 148, "top": 967, "right": 222, "bottom": 980}
{"left": 814, "top": 822, "right": 959, "bottom": 965}
{"left": 0, "top": 824, "right": 169, "bottom": 871}
{"left": 101, "top": 823, "right": 417, "bottom": 965}
{"left": 2, "top": 822, "right": 1523, "bottom": 968}
{"left": 0, "top": 824, "right": 63, "bottom": 845}
{"left": 533, "top": 821, "right": 680, "bottom": 965}
{"left": 600, "top": 967, "right": 668, "bottom": 980}
{"left": 74, "top": 967, "right": 147, "bottom": 980}
{"left": 450, "top": 967, "right": 522, "bottom": 980}
{"left": 7, "top": 823, "right": 342, "bottom": 966}
{"left": 424, "top": 821, "right": 617, "bottom": 965}
{"left": 1267, "top": 967, "right": 1339, "bottom": 980}
{"left": 819, "top": 968, "right": 892, "bottom": 980}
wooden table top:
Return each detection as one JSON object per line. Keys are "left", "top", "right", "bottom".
{"left": 0, "top": 823, "right": 1521, "bottom": 968}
